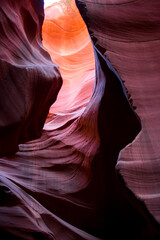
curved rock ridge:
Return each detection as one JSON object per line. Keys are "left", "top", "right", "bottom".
{"left": 76, "top": 0, "right": 160, "bottom": 231}
{"left": 0, "top": 0, "right": 62, "bottom": 156}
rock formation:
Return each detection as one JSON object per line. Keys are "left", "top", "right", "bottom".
{"left": 0, "top": 0, "right": 62, "bottom": 156}
{"left": 0, "top": 0, "right": 160, "bottom": 239}
{"left": 76, "top": 0, "right": 160, "bottom": 230}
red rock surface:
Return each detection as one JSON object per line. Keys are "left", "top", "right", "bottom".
{"left": 0, "top": 0, "right": 62, "bottom": 156}
{"left": 76, "top": 0, "right": 160, "bottom": 235}
{"left": 0, "top": 0, "right": 160, "bottom": 239}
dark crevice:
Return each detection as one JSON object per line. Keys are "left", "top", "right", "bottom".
{"left": 20, "top": 8, "right": 37, "bottom": 42}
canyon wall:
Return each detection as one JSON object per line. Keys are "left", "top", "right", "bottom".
{"left": 0, "top": 0, "right": 160, "bottom": 239}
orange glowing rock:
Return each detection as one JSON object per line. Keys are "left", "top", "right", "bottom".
{"left": 42, "top": 0, "right": 95, "bottom": 113}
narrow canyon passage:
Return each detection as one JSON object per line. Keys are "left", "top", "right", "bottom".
{"left": 42, "top": 0, "right": 95, "bottom": 114}
{"left": 0, "top": 0, "right": 160, "bottom": 239}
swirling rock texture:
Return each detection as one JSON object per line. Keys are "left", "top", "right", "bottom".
{"left": 0, "top": 0, "right": 160, "bottom": 240}
{"left": 0, "top": 0, "right": 62, "bottom": 156}
{"left": 42, "top": 0, "right": 95, "bottom": 114}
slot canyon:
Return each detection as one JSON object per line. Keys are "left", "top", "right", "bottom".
{"left": 0, "top": 0, "right": 160, "bottom": 239}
